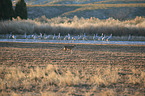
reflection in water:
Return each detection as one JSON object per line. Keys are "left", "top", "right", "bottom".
{"left": 0, "top": 39, "right": 145, "bottom": 45}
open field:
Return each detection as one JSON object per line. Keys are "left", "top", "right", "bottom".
{"left": 0, "top": 42, "right": 145, "bottom": 95}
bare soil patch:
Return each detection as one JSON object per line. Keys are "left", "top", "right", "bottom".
{"left": 0, "top": 42, "right": 145, "bottom": 67}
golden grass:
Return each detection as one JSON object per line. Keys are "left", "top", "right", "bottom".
{"left": 90, "top": 66, "right": 120, "bottom": 86}
{"left": 0, "top": 64, "right": 144, "bottom": 95}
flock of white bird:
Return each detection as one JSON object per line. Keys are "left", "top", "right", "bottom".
{"left": 8, "top": 32, "right": 113, "bottom": 41}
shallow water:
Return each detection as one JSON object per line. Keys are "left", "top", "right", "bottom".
{"left": 0, "top": 39, "right": 145, "bottom": 45}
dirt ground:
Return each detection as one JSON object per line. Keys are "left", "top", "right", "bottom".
{"left": 0, "top": 42, "right": 145, "bottom": 68}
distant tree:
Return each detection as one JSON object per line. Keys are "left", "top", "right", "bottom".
{"left": 15, "top": 0, "right": 27, "bottom": 19}
{"left": 0, "top": 0, "right": 15, "bottom": 20}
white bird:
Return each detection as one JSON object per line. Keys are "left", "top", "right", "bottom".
{"left": 11, "top": 35, "right": 16, "bottom": 39}
{"left": 73, "top": 35, "right": 80, "bottom": 40}
{"left": 9, "top": 32, "right": 16, "bottom": 39}
{"left": 31, "top": 34, "right": 36, "bottom": 39}
{"left": 9, "top": 32, "right": 12, "bottom": 39}
{"left": 43, "top": 33, "right": 49, "bottom": 39}
{"left": 128, "top": 34, "right": 131, "bottom": 40}
{"left": 78, "top": 35, "right": 83, "bottom": 40}
{"left": 63, "top": 35, "right": 67, "bottom": 40}
{"left": 68, "top": 33, "right": 71, "bottom": 40}
{"left": 64, "top": 33, "right": 71, "bottom": 40}
{"left": 38, "top": 33, "right": 43, "bottom": 39}
{"left": 106, "top": 34, "right": 112, "bottom": 41}
{"left": 57, "top": 33, "right": 61, "bottom": 40}
{"left": 102, "top": 34, "right": 106, "bottom": 41}
{"left": 24, "top": 32, "right": 27, "bottom": 39}
{"left": 83, "top": 33, "right": 88, "bottom": 40}
{"left": 93, "top": 34, "right": 96, "bottom": 40}
{"left": 45, "top": 35, "right": 51, "bottom": 40}
{"left": 40, "top": 33, "right": 42, "bottom": 38}
{"left": 53, "top": 34, "right": 56, "bottom": 40}
{"left": 98, "top": 33, "right": 103, "bottom": 40}
{"left": 96, "top": 34, "right": 99, "bottom": 39}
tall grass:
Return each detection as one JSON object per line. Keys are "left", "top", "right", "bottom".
{"left": 0, "top": 64, "right": 144, "bottom": 95}
{"left": 0, "top": 16, "right": 145, "bottom": 36}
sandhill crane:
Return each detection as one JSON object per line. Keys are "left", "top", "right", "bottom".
{"left": 64, "top": 33, "right": 69, "bottom": 40}
{"left": 83, "top": 33, "right": 88, "bottom": 40}
{"left": 9, "top": 32, "right": 16, "bottom": 39}
{"left": 68, "top": 33, "right": 71, "bottom": 40}
{"left": 11, "top": 35, "right": 16, "bottom": 39}
{"left": 27, "top": 34, "right": 32, "bottom": 39}
{"left": 93, "top": 34, "right": 99, "bottom": 40}
{"left": 63, "top": 35, "right": 67, "bottom": 40}
{"left": 57, "top": 33, "right": 61, "bottom": 40}
{"left": 93, "top": 34, "right": 96, "bottom": 40}
{"left": 53, "top": 34, "right": 57, "bottom": 40}
{"left": 78, "top": 35, "right": 83, "bottom": 40}
{"left": 40, "top": 33, "right": 42, "bottom": 38}
{"left": 106, "top": 34, "right": 112, "bottom": 41}
{"left": 24, "top": 32, "right": 27, "bottom": 39}
{"left": 98, "top": 33, "right": 103, "bottom": 40}
{"left": 43, "top": 33, "right": 49, "bottom": 39}
{"left": 96, "top": 34, "right": 99, "bottom": 39}
{"left": 9, "top": 32, "right": 12, "bottom": 39}
{"left": 32, "top": 34, "right": 36, "bottom": 39}
{"left": 102, "top": 34, "right": 106, "bottom": 41}
{"left": 44, "top": 34, "right": 51, "bottom": 40}
{"left": 128, "top": 34, "right": 131, "bottom": 40}
{"left": 73, "top": 35, "right": 80, "bottom": 40}
{"left": 64, "top": 33, "right": 72, "bottom": 40}
{"left": 38, "top": 33, "right": 43, "bottom": 39}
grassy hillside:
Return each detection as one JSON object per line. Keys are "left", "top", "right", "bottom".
{"left": 12, "top": 0, "right": 145, "bottom": 5}
{"left": 11, "top": 0, "right": 145, "bottom": 20}
{"left": 26, "top": 3, "right": 145, "bottom": 20}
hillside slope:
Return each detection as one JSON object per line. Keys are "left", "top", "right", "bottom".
{"left": 27, "top": 4, "right": 145, "bottom": 20}
{"left": 12, "top": 0, "right": 145, "bottom": 5}
{"left": 12, "top": 0, "right": 145, "bottom": 20}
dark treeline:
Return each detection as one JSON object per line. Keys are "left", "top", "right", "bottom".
{"left": 0, "top": 0, "right": 27, "bottom": 21}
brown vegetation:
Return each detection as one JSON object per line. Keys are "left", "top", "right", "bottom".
{"left": 0, "top": 16, "right": 145, "bottom": 36}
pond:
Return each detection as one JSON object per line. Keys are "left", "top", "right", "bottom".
{"left": 0, "top": 39, "right": 145, "bottom": 45}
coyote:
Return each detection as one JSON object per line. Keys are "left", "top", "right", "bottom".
{"left": 64, "top": 45, "right": 75, "bottom": 51}
{"left": 63, "top": 45, "right": 75, "bottom": 54}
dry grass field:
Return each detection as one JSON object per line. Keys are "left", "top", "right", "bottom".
{"left": 0, "top": 42, "right": 145, "bottom": 95}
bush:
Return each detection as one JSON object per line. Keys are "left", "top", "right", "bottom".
{"left": 0, "top": 16, "right": 145, "bottom": 36}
